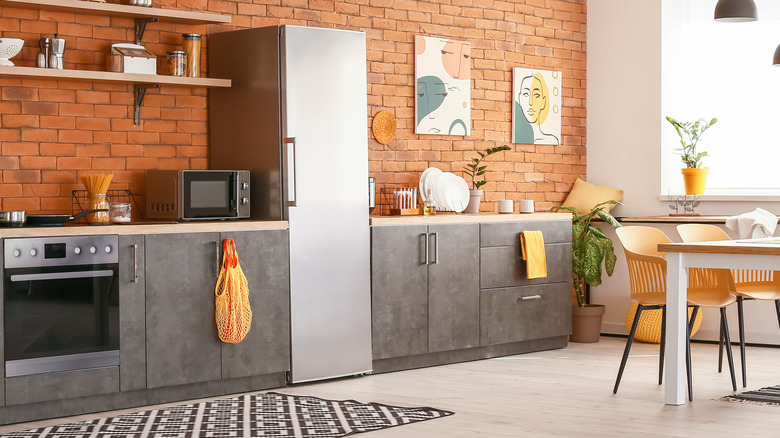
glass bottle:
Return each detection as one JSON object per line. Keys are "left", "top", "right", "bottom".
{"left": 423, "top": 189, "right": 436, "bottom": 216}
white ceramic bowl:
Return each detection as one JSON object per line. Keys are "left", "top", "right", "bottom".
{"left": 0, "top": 38, "right": 24, "bottom": 66}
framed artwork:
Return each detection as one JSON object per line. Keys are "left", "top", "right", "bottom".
{"left": 512, "top": 68, "right": 562, "bottom": 145}
{"left": 414, "top": 35, "right": 471, "bottom": 136}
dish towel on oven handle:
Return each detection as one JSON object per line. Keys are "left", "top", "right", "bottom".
{"left": 215, "top": 238, "right": 252, "bottom": 343}
{"left": 520, "top": 230, "right": 547, "bottom": 279}
{"left": 725, "top": 208, "right": 778, "bottom": 239}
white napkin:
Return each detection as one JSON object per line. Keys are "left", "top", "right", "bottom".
{"left": 725, "top": 208, "right": 778, "bottom": 239}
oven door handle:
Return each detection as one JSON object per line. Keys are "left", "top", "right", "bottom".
{"left": 10, "top": 270, "right": 115, "bottom": 282}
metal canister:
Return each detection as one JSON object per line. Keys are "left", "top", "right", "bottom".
{"left": 182, "top": 34, "right": 201, "bottom": 78}
{"left": 167, "top": 50, "right": 186, "bottom": 76}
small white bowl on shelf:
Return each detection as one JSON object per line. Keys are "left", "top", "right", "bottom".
{"left": 0, "top": 38, "right": 24, "bottom": 66}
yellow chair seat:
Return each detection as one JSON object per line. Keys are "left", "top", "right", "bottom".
{"left": 735, "top": 285, "right": 780, "bottom": 301}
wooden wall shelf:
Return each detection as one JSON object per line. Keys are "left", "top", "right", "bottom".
{"left": 0, "top": 66, "right": 231, "bottom": 87}
{"left": 0, "top": 0, "right": 231, "bottom": 24}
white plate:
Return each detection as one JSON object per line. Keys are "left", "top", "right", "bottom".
{"left": 419, "top": 167, "right": 442, "bottom": 202}
{"left": 443, "top": 174, "right": 470, "bottom": 212}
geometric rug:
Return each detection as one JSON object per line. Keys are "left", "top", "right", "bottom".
{"left": 0, "top": 392, "right": 454, "bottom": 437}
{"left": 721, "top": 385, "right": 780, "bottom": 406}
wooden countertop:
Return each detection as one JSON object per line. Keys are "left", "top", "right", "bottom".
{"left": 370, "top": 212, "right": 571, "bottom": 226}
{"left": 0, "top": 220, "right": 289, "bottom": 238}
{"left": 658, "top": 238, "right": 780, "bottom": 255}
{"left": 617, "top": 215, "right": 732, "bottom": 224}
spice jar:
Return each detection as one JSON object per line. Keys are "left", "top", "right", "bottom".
{"left": 109, "top": 202, "right": 132, "bottom": 223}
{"left": 182, "top": 34, "right": 201, "bottom": 78}
{"left": 167, "top": 51, "right": 186, "bottom": 77}
{"left": 88, "top": 193, "right": 110, "bottom": 223}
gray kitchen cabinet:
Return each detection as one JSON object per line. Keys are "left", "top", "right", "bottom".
{"left": 144, "top": 232, "right": 223, "bottom": 389}
{"left": 118, "top": 235, "right": 146, "bottom": 391}
{"left": 219, "top": 230, "right": 290, "bottom": 379}
{"left": 370, "top": 223, "right": 479, "bottom": 360}
{"left": 0, "top": 240, "right": 4, "bottom": 407}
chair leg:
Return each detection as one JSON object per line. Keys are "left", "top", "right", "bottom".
{"left": 718, "top": 317, "right": 724, "bottom": 373}
{"left": 737, "top": 296, "right": 747, "bottom": 387}
{"left": 720, "top": 307, "right": 738, "bottom": 392}
{"left": 614, "top": 304, "right": 644, "bottom": 394}
{"left": 687, "top": 306, "right": 699, "bottom": 401}
{"left": 775, "top": 300, "right": 780, "bottom": 332}
{"left": 659, "top": 306, "right": 666, "bottom": 385}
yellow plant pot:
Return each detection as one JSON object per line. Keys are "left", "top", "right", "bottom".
{"left": 681, "top": 167, "right": 708, "bottom": 195}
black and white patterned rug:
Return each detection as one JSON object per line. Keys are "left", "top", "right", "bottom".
{"left": 0, "top": 392, "right": 453, "bottom": 437}
{"left": 721, "top": 384, "right": 780, "bottom": 406}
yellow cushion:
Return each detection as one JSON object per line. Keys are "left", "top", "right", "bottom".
{"left": 561, "top": 178, "right": 623, "bottom": 214}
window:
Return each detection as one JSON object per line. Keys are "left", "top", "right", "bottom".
{"left": 661, "top": 0, "right": 780, "bottom": 196}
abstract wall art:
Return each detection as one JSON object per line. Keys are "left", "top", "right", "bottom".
{"left": 414, "top": 35, "right": 471, "bottom": 136}
{"left": 512, "top": 68, "right": 562, "bottom": 145}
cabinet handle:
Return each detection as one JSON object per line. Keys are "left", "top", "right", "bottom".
{"left": 520, "top": 295, "right": 541, "bottom": 301}
{"left": 132, "top": 244, "right": 139, "bottom": 284}
{"left": 215, "top": 240, "right": 221, "bottom": 277}
{"left": 432, "top": 232, "right": 439, "bottom": 264}
{"left": 424, "top": 232, "right": 429, "bottom": 265}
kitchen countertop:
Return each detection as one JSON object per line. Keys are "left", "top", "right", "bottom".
{"left": 370, "top": 212, "right": 571, "bottom": 226}
{"left": 615, "top": 215, "right": 732, "bottom": 224}
{"left": 0, "top": 220, "right": 289, "bottom": 238}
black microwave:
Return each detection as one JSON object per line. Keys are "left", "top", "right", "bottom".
{"left": 145, "top": 170, "right": 250, "bottom": 221}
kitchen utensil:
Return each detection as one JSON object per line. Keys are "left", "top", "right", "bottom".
{"left": 0, "top": 210, "right": 26, "bottom": 227}
{"left": 419, "top": 167, "right": 442, "bottom": 202}
{"left": 0, "top": 38, "right": 24, "bottom": 66}
{"left": 435, "top": 172, "right": 469, "bottom": 212}
{"left": 26, "top": 209, "right": 108, "bottom": 227}
{"left": 50, "top": 34, "right": 65, "bottom": 69}
{"left": 38, "top": 37, "right": 50, "bottom": 67}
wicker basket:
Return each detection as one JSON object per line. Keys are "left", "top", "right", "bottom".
{"left": 624, "top": 302, "right": 703, "bottom": 344}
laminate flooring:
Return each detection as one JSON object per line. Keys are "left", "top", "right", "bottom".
{"left": 2, "top": 336, "right": 780, "bottom": 437}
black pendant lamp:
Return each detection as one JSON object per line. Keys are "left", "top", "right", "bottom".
{"left": 773, "top": 45, "right": 780, "bottom": 66}
{"left": 714, "top": 0, "right": 758, "bottom": 22}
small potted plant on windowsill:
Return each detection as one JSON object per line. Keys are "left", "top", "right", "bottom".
{"left": 462, "top": 145, "right": 511, "bottom": 214}
{"left": 552, "top": 200, "right": 622, "bottom": 343}
{"left": 666, "top": 116, "right": 718, "bottom": 195}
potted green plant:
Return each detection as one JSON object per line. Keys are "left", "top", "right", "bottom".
{"left": 462, "top": 145, "right": 511, "bottom": 214}
{"left": 665, "top": 116, "right": 718, "bottom": 194}
{"left": 552, "top": 200, "right": 622, "bottom": 342}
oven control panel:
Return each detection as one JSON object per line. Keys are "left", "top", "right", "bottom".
{"left": 4, "top": 235, "right": 119, "bottom": 269}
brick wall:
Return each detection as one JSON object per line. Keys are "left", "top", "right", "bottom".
{"left": 0, "top": 0, "right": 585, "bottom": 215}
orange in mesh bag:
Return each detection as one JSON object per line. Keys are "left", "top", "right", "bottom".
{"left": 215, "top": 238, "right": 252, "bottom": 343}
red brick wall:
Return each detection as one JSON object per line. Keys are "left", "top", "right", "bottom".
{"left": 0, "top": 0, "right": 585, "bottom": 215}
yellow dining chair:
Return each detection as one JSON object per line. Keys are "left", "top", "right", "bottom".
{"left": 677, "top": 223, "right": 780, "bottom": 387}
{"left": 614, "top": 226, "right": 737, "bottom": 400}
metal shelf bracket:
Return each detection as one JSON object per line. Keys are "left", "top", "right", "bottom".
{"left": 134, "top": 17, "right": 159, "bottom": 45}
{"left": 133, "top": 84, "right": 159, "bottom": 125}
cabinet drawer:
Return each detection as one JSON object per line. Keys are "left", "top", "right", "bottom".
{"left": 480, "top": 284, "right": 572, "bottom": 346}
{"left": 480, "top": 221, "right": 571, "bottom": 247}
{"left": 480, "top": 243, "right": 571, "bottom": 288}
{"left": 5, "top": 367, "right": 119, "bottom": 406}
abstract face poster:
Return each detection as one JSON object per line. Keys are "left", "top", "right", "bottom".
{"left": 512, "top": 68, "right": 562, "bottom": 145}
{"left": 414, "top": 35, "right": 471, "bottom": 136}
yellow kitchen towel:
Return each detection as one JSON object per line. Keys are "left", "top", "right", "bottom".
{"left": 520, "top": 230, "right": 547, "bottom": 279}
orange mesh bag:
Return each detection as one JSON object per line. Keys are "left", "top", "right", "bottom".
{"left": 215, "top": 238, "right": 252, "bottom": 343}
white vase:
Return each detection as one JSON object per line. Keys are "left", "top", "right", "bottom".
{"left": 465, "top": 189, "right": 482, "bottom": 214}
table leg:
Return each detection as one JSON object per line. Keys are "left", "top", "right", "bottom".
{"left": 665, "top": 251, "right": 688, "bottom": 405}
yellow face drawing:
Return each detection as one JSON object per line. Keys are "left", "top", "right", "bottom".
{"left": 528, "top": 73, "right": 550, "bottom": 125}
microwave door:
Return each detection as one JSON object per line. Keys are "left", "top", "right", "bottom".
{"left": 183, "top": 171, "right": 236, "bottom": 219}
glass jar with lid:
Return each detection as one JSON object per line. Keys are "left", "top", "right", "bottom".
{"left": 109, "top": 202, "right": 132, "bottom": 223}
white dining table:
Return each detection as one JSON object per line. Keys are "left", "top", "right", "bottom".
{"left": 658, "top": 238, "right": 780, "bottom": 405}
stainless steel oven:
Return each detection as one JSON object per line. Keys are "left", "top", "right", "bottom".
{"left": 3, "top": 235, "right": 119, "bottom": 377}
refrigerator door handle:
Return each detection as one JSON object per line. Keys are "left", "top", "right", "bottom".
{"left": 284, "top": 137, "right": 298, "bottom": 207}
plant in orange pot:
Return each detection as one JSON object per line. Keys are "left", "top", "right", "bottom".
{"left": 666, "top": 116, "right": 718, "bottom": 195}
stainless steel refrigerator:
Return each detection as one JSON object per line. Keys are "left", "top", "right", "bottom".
{"left": 208, "top": 25, "right": 372, "bottom": 383}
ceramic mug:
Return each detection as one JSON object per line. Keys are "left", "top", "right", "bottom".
{"left": 498, "top": 199, "right": 513, "bottom": 214}
{"left": 519, "top": 199, "right": 534, "bottom": 214}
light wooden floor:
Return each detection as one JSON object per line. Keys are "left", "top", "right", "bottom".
{"left": 3, "top": 337, "right": 780, "bottom": 437}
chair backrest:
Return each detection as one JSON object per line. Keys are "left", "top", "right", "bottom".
{"left": 676, "top": 223, "right": 730, "bottom": 243}
{"left": 676, "top": 223, "right": 777, "bottom": 287}
{"left": 615, "top": 226, "right": 671, "bottom": 301}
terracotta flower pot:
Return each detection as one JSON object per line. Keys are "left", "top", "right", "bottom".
{"left": 570, "top": 304, "right": 605, "bottom": 343}
{"left": 681, "top": 167, "right": 708, "bottom": 195}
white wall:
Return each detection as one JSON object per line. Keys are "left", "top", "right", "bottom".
{"left": 586, "top": 0, "right": 780, "bottom": 344}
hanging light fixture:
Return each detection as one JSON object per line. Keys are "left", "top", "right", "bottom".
{"left": 773, "top": 44, "right": 780, "bottom": 66}
{"left": 714, "top": 0, "right": 758, "bottom": 22}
